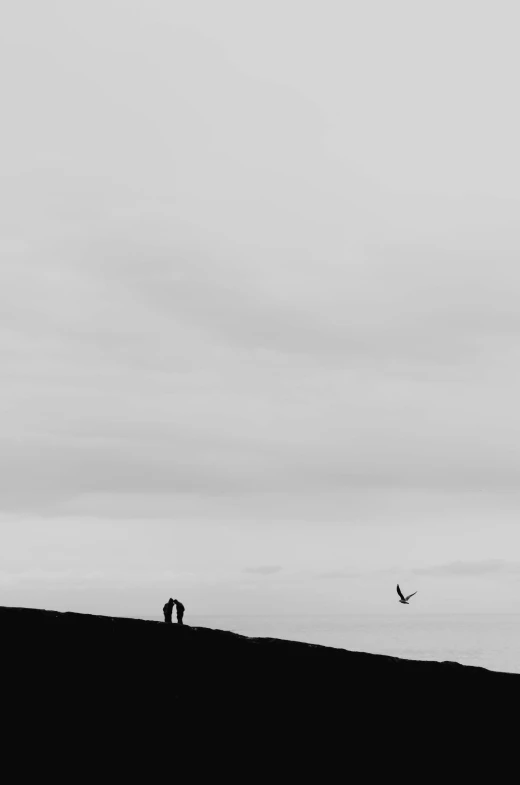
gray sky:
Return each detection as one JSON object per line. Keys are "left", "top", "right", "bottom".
{"left": 2, "top": 0, "right": 520, "bottom": 616}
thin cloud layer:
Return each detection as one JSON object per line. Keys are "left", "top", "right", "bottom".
{"left": 415, "top": 560, "right": 520, "bottom": 577}
{"left": 316, "top": 570, "right": 361, "bottom": 580}
{"left": 3, "top": 247, "right": 520, "bottom": 516}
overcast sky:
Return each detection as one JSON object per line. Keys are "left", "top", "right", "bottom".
{"left": 2, "top": 1, "right": 520, "bottom": 617}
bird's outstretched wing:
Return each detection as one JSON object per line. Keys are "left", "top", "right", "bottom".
{"left": 396, "top": 584, "right": 405, "bottom": 601}
{"left": 405, "top": 591, "right": 417, "bottom": 601}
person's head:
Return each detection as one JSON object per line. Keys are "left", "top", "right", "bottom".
{"left": 173, "top": 599, "right": 177, "bottom": 604}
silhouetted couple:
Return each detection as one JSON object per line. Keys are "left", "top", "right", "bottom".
{"left": 163, "top": 598, "right": 185, "bottom": 625}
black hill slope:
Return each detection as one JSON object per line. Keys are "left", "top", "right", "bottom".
{"left": 2, "top": 605, "right": 518, "bottom": 767}
{"left": 2, "top": 605, "right": 518, "bottom": 702}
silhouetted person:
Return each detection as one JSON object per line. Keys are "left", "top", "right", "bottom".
{"left": 173, "top": 599, "right": 185, "bottom": 625}
{"left": 163, "top": 598, "right": 174, "bottom": 624}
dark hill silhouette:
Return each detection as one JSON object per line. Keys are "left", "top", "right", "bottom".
{"left": 2, "top": 605, "right": 517, "bottom": 776}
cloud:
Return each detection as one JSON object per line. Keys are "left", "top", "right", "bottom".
{"left": 87, "top": 228, "right": 520, "bottom": 370}
{"left": 315, "top": 570, "right": 361, "bottom": 580}
{"left": 3, "top": 3, "right": 520, "bottom": 529}
{"left": 414, "top": 560, "right": 520, "bottom": 577}
{"left": 244, "top": 566, "right": 282, "bottom": 575}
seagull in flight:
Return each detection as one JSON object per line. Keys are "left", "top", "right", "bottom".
{"left": 397, "top": 585, "right": 417, "bottom": 605}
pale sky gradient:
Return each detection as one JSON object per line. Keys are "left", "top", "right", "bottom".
{"left": 2, "top": 1, "right": 520, "bottom": 616}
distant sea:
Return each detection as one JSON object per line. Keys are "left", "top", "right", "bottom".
{"left": 143, "top": 613, "right": 520, "bottom": 674}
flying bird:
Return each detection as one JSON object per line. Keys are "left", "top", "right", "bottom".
{"left": 397, "top": 585, "right": 417, "bottom": 605}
